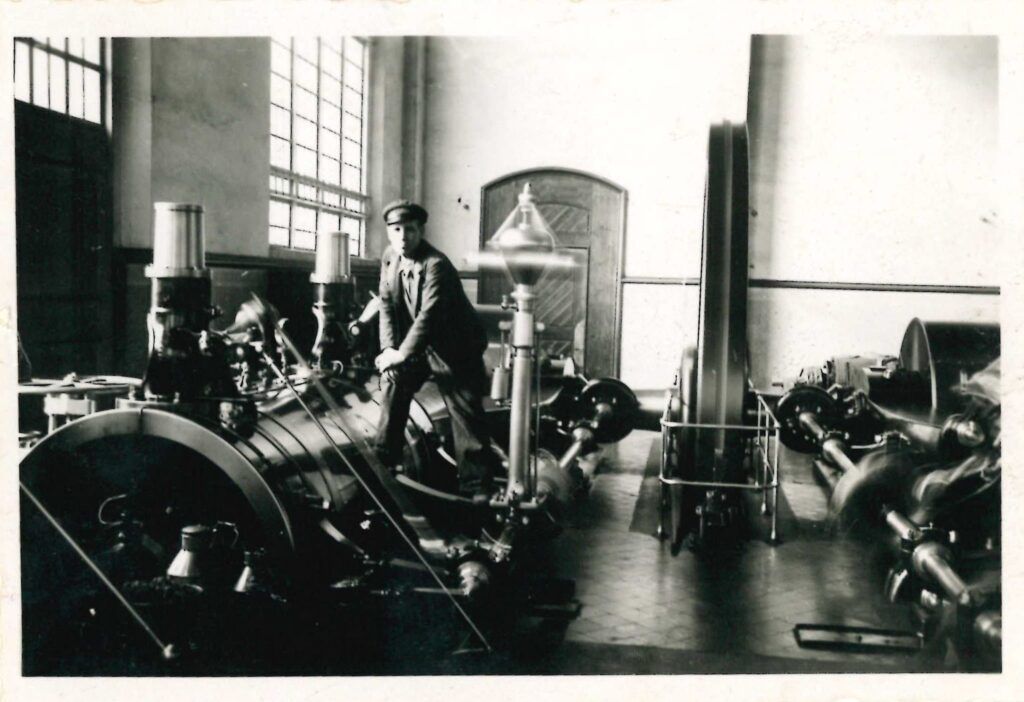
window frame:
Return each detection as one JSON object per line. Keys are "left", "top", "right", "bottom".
{"left": 268, "top": 36, "right": 369, "bottom": 255}
{"left": 13, "top": 37, "right": 109, "bottom": 127}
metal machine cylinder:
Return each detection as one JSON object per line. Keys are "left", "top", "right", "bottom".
{"left": 507, "top": 284, "right": 536, "bottom": 498}
{"left": 899, "top": 319, "right": 1000, "bottom": 410}
{"left": 311, "top": 231, "right": 351, "bottom": 284}
{"left": 148, "top": 203, "right": 207, "bottom": 278}
{"left": 142, "top": 203, "right": 223, "bottom": 398}
{"left": 309, "top": 231, "right": 355, "bottom": 369}
{"left": 20, "top": 375, "right": 440, "bottom": 576}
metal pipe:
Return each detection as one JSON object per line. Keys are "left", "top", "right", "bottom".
{"left": 558, "top": 438, "right": 588, "bottom": 473}
{"left": 797, "top": 411, "right": 827, "bottom": 443}
{"left": 813, "top": 458, "right": 842, "bottom": 492}
{"left": 772, "top": 417, "right": 781, "bottom": 538}
{"left": 821, "top": 437, "right": 858, "bottom": 475}
{"left": 885, "top": 509, "right": 923, "bottom": 541}
{"left": 799, "top": 411, "right": 857, "bottom": 475}
{"left": 506, "top": 283, "right": 535, "bottom": 499}
{"left": 759, "top": 400, "right": 768, "bottom": 514}
{"left": 912, "top": 541, "right": 972, "bottom": 607}
{"left": 558, "top": 426, "right": 596, "bottom": 473}
{"left": 490, "top": 322, "right": 512, "bottom": 402}
{"left": 533, "top": 341, "right": 541, "bottom": 497}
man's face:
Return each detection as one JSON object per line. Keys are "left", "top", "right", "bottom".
{"left": 387, "top": 221, "right": 423, "bottom": 258}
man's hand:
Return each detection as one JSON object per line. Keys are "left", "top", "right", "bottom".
{"left": 374, "top": 347, "right": 408, "bottom": 373}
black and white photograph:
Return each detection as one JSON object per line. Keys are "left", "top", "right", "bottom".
{"left": 1, "top": 1, "right": 1021, "bottom": 699}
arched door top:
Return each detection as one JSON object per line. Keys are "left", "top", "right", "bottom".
{"left": 481, "top": 166, "right": 626, "bottom": 196}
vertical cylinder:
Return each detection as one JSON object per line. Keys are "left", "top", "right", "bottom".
{"left": 143, "top": 203, "right": 211, "bottom": 360}
{"left": 310, "top": 281, "right": 352, "bottom": 369}
{"left": 507, "top": 350, "right": 533, "bottom": 497}
{"left": 490, "top": 367, "right": 510, "bottom": 402}
{"left": 311, "top": 231, "right": 351, "bottom": 284}
{"left": 147, "top": 203, "right": 206, "bottom": 278}
{"left": 506, "top": 284, "right": 535, "bottom": 499}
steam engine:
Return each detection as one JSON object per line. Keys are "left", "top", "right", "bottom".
{"left": 19, "top": 199, "right": 639, "bottom": 674}
{"left": 776, "top": 319, "right": 1001, "bottom": 670}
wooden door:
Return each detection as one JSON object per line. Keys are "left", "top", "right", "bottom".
{"left": 479, "top": 169, "right": 626, "bottom": 378}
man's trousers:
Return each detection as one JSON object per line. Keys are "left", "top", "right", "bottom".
{"left": 374, "top": 351, "right": 498, "bottom": 489}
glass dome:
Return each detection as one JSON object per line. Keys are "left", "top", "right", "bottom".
{"left": 487, "top": 184, "right": 560, "bottom": 286}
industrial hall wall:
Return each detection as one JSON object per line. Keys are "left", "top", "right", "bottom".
{"left": 418, "top": 35, "right": 999, "bottom": 391}
{"left": 746, "top": 35, "right": 1000, "bottom": 387}
{"left": 417, "top": 35, "right": 751, "bottom": 389}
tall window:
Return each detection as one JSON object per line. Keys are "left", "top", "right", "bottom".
{"left": 12, "top": 38, "right": 108, "bottom": 125}
{"left": 269, "top": 37, "right": 369, "bottom": 254}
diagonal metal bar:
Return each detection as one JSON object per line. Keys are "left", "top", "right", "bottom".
{"left": 20, "top": 480, "right": 178, "bottom": 660}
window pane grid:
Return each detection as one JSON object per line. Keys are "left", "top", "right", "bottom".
{"left": 268, "top": 36, "right": 368, "bottom": 254}
{"left": 270, "top": 170, "right": 366, "bottom": 213}
{"left": 13, "top": 37, "right": 106, "bottom": 125}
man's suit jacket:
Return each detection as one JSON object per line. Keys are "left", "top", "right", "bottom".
{"left": 378, "top": 241, "right": 488, "bottom": 370}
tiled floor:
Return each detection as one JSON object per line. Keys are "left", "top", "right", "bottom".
{"left": 531, "top": 430, "right": 935, "bottom": 672}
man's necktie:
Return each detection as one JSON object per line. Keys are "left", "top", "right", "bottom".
{"left": 400, "top": 259, "right": 415, "bottom": 311}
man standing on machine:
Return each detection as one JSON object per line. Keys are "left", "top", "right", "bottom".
{"left": 374, "top": 199, "right": 499, "bottom": 500}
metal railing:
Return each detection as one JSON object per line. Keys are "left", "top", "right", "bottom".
{"left": 659, "top": 393, "right": 783, "bottom": 543}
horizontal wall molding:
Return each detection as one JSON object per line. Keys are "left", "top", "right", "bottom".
{"left": 621, "top": 276, "right": 700, "bottom": 286}
{"left": 748, "top": 278, "right": 1000, "bottom": 295}
{"left": 614, "top": 274, "right": 999, "bottom": 296}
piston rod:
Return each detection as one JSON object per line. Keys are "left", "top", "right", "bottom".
{"left": 798, "top": 411, "right": 858, "bottom": 475}
{"left": 883, "top": 508, "right": 973, "bottom": 607}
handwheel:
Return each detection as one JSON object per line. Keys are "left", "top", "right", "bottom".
{"left": 775, "top": 384, "right": 842, "bottom": 453}
{"left": 577, "top": 378, "right": 640, "bottom": 444}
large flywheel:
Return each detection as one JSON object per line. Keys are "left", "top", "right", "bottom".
{"left": 666, "top": 122, "right": 751, "bottom": 550}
